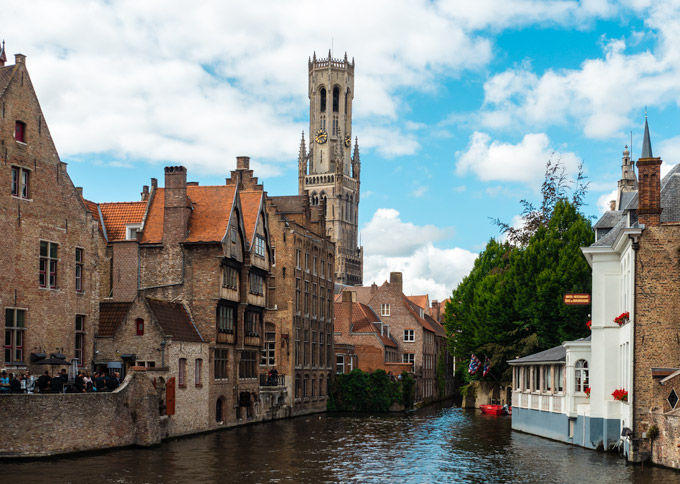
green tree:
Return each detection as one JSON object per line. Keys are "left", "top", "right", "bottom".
{"left": 445, "top": 161, "right": 593, "bottom": 381}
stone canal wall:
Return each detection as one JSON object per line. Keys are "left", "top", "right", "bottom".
{"left": 0, "top": 371, "right": 160, "bottom": 458}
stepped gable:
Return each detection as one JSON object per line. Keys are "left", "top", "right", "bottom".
{"left": 98, "top": 301, "right": 133, "bottom": 337}
{"left": 145, "top": 298, "right": 203, "bottom": 342}
{"left": 140, "top": 185, "right": 236, "bottom": 244}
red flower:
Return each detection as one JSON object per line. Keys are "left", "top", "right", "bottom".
{"left": 612, "top": 388, "right": 628, "bottom": 402}
{"left": 614, "top": 312, "right": 630, "bottom": 326}
{"left": 585, "top": 387, "right": 591, "bottom": 398}
{"left": 586, "top": 320, "right": 592, "bottom": 330}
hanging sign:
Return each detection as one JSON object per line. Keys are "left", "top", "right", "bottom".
{"left": 564, "top": 293, "right": 591, "bottom": 305}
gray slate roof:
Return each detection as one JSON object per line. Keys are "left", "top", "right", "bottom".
{"left": 508, "top": 345, "right": 566, "bottom": 365}
{"left": 590, "top": 163, "right": 680, "bottom": 248}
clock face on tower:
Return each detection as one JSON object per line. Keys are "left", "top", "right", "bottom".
{"left": 344, "top": 134, "right": 351, "bottom": 147}
{"left": 315, "top": 129, "right": 328, "bottom": 144}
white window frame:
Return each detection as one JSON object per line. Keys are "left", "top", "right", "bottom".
{"left": 380, "top": 303, "right": 390, "bottom": 317}
{"left": 336, "top": 354, "right": 345, "bottom": 374}
{"left": 126, "top": 224, "right": 142, "bottom": 241}
{"left": 403, "top": 329, "right": 415, "bottom": 342}
{"left": 575, "top": 359, "right": 589, "bottom": 393}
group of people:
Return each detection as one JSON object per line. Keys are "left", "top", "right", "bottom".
{"left": 0, "top": 370, "right": 32, "bottom": 393}
{"left": 0, "top": 368, "right": 122, "bottom": 394}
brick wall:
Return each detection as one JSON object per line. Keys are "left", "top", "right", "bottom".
{"left": 0, "top": 371, "right": 159, "bottom": 457}
{"left": 0, "top": 56, "right": 100, "bottom": 372}
{"left": 634, "top": 225, "right": 680, "bottom": 437}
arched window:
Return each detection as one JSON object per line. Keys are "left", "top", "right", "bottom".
{"left": 311, "top": 192, "right": 319, "bottom": 206}
{"left": 575, "top": 360, "right": 589, "bottom": 393}
{"left": 345, "top": 88, "right": 350, "bottom": 114}
{"left": 319, "top": 88, "right": 326, "bottom": 113}
{"left": 333, "top": 86, "right": 340, "bottom": 112}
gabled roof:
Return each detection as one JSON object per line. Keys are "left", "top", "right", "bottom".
{"left": 335, "top": 301, "right": 396, "bottom": 348}
{"left": 240, "top": 190, "right": 263, "bottom": 248}
{"left": 0, "top": 65, "right": 15, "bottom": 98}
{"left": 99, "top": 201, "right": 147, "bottom": 242}
{"left": 98, "top": 301, "right": 133, "bottom": 337}
{"left": 407, "top": 295, "right": 429, "bottom": 311}
{"left": 403, "top": 296, "right": 437, "bottom": 333}
{"left": 146, "top": 298, "right": 203, "bottom": 342}
{"left": 140, "top": 185, "right": 237, "bottom": 244}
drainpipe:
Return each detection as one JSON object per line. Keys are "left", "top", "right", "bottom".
{"left": 160, "top": 338, "right": 166, "bottom": 368}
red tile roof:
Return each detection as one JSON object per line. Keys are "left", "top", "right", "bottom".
{"left": 335, "top": 301, "right": 396, "bottom": 348}
{"left": 407, "top": 295, "right": 429, "bottom": 311}
{"left": 140, "top": 185, "right": 236, "bottom": 244}
{"left": 146, "top": 298, "right": 203, "bottom": 342}
{"left": 403, "top": 296, "right": 437, "bottom": 334}
{"left": 99, "top": 202, "right": 147, "bottom": 242}
{"left": 98, "top": 301, "right": 133, "bottom": 337}
{"left": 240, "top": 190, "right": 263, "bottom": 248}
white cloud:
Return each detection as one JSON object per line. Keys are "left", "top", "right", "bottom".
{"left": 361, "top": 208, "right": 474, "bottom": 300}
{"left": 361, "top": 208, "right": 453, "bottom": 257}
{"left": 0, "top": 0, "right": 496, "bottom": 174}
{"left": 597, "top": 189, "right": 618, "bottom": 213}
{"left": 476, "top": 3, "right": 680, "bottom": 139}
{"left": 456, "top": 132, "right": 582, "bottom": 184}
{"left": 410, "top": 186, "right": 429, "bottom": 197}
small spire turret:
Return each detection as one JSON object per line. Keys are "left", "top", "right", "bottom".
{"left": 0, "top": 40, "right": 6, "bottom": 66}
{"left": 641, "top": 116, "right": 653, "bottom": 158}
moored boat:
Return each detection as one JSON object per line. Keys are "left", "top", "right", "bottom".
{"left": 480, "top": 404, "right": 511, "bottom": 416}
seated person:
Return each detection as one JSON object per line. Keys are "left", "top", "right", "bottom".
{"left": 0, "top": 370, "right": 9, "bottom": 393}
{"left": 9, "top": 373, "right": 21, "bottom": 393}
{"left": 50, "top": 374, "right": 64, "bottom": 393}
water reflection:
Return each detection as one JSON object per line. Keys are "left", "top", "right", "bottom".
{"left": 4, "top": 404, "right": 679, "bottom": 483}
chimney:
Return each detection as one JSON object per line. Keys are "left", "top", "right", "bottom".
{"left": 141, "top": 185, "right": 149, "bottom": 201}
{"left": 637, "top": 118, "right": 662, "bottom": 227}
{"left": 75, "top": 187, "right": 83, "bottom": 198}
{"left": 163, "top": 166, "right": 190, "bottom": 244}
{"left": 389, "top": 272, "right": 403, "bottom": 292}
{"left": 609, "top": 200, "right": 616, "bottom": 211}
{"left": 151, "top": 178, "right": 158, "bottom": 190}
{"left": 237, "top": 156, "right": 250, "bottom": 170}
{"left": 432, "top": 300, "right": 440, "bottom": 321}
{"left": 14, "top": 53, "right": 25, "bottom": 65}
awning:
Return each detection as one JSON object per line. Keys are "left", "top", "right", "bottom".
{"left": 120, "top": 354, "right": 136, "bottom": 360}
{"left": 107, "top": 362, "right": 123, "bottom": 369}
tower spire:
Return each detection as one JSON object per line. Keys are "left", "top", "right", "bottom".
{"left": 0, "top": 40, "right": 6, "bottom": 67}
{"left": 641, "top": 115, "right": 653, "bottom": 158}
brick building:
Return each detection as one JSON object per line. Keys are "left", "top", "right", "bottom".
{"left": 334, "top": 291, "right": 411, "bottom": 375}
{"left": 1, "top": 51, "right": 100, "bottom": 372}
{"left": 265, "top": 194, "right": 335, "bottom": 415}
{"left": 341, "top": 272, "right": 450, "bottom": 403}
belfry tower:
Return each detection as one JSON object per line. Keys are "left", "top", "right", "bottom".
{"left": 298, "top": 51, "right": 363, "bottom": 285}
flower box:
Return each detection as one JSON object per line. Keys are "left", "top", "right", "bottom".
{"left": 614, "top": 312, "right": 630, "bottom": 326}
{"left": 612, "top": 388, "right": 628, "bottom": 402}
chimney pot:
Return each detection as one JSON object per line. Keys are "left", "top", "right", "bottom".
{"left": 237, "top": 156, "right": 250, "bottom": 170}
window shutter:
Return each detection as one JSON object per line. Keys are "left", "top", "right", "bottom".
{"left": 166, "top": 377, "right": 176, "bottom": 415}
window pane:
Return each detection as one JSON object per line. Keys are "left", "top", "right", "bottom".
{"left": 50, "top": 243, "right": 58, "bottom": 259}
{"left": 16, "top": 310, "right": 24, "bottom": 327}
{"left": 40, "top": 241, "right": 48, "bottom": 257}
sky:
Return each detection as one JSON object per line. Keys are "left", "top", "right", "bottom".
{"left": 3, "top": 0, "right": 680, "bottom": 301}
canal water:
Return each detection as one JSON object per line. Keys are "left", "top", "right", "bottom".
{"left": 4, "top": 403, "right": 679, "bottom": 483}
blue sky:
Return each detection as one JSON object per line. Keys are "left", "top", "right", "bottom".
{"left": 3, "top": 0, "right": 680, "bottom": 300}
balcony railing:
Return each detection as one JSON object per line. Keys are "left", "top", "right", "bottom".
{"left": 260, "top": 373, "right": 285, "bottom": 387}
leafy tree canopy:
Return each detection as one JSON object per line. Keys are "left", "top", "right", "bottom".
{"left": 445, "top": 160, "right": 594, "bottom": 382}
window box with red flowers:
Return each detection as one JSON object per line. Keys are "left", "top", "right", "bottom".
{"left": 612, "top": 388, "right": 628, "bottom": 402}
{"left": 614, "top": 312, "right": 629, "bottom": 326}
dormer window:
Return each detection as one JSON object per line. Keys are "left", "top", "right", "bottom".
{"left": 126, "top": 224, "right": 142, "bottom": 241}
{"left": 15, "top": 121, "right": 26, "bottom": 143}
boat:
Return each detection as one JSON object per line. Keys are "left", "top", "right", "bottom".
{"left": 480, "top": 404, "right": 511, "bottom": 416}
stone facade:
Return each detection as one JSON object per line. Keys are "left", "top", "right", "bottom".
{"left": 265, "top": 194, "right": 335, "bottom": 415}
{"left": 0, "top": 370, "right": 160, "bottom": 457}
{"left": 298, "top": 52, "right": 363, "bottom": 286}
{"left": 0, "top": 53, "right": 100, "bottom": 372}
